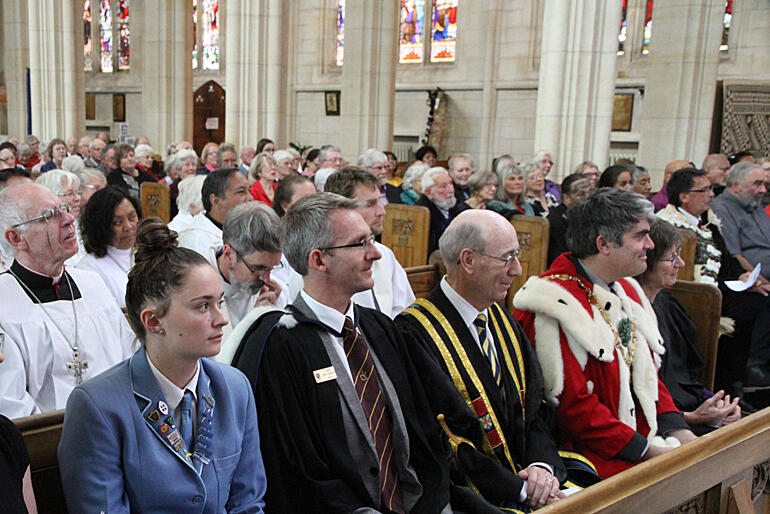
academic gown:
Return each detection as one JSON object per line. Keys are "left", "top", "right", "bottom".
{"left": 396, "top": 287, "right": 567, "bottom": 507}
{"left": 232, "top": 298, "right": 496, "bottom": 514}
{"left": 0, "top": 265, "right": 137, "bottom": 418}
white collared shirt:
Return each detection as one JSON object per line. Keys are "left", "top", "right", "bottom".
{"left": 677, "top": 206, "right": 700, "bottom": 227}
{"left": 147, "top": 356, "right": 200, "bottom": 431}
{"left": 439, "top": 276, "right": 495, "bottom": 356}
{"left": 300, "top": 290, "right": 355, "bottom": 378}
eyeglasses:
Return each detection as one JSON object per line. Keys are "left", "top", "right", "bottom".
{"left": 686, "top": 185, "right": 714, "bottom": 193}
{"left": 657, "top": 248, "right": 682, "bottom": 264}
{"left": 238, "top": 255, "right": 284, "bottom": 275}
{"left": 11, "top": 201, "right": 71, "bottom": 228}
{"left": 320, "top": 234, "right": 376, "bottom": 251}
{"left": 57, "top": 190, "right": 81, "bottom": 199}
{"left": 460, "top": 248, "right": 521, "bottom": 266}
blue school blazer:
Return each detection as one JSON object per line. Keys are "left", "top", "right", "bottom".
{"left": 58, "top": 347, "right": 266, "bottom": 513}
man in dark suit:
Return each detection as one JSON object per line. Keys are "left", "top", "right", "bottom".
{"left": 416, "top": 167, "right": 462, "bottom": 255}
{"left": 232, "top": 193, "right": 494, "bottom": 513}
{"left": 397, "top": 210, "right": 570, "bottom": 510}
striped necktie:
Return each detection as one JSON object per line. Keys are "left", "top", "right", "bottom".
{"left": 342, "top": 316, "right": 405, "bottom": 514}
{"left": 474, "top": 313, "right": 502, "bottom": 387}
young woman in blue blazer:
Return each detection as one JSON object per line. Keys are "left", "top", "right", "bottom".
{"left": 58, "top": 218, "right": 266, "bottom": 513}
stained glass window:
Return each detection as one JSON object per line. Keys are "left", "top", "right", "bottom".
{"left": 617, "top": 0, "right": 627, "bottom": 56}
{"left": 642, "top": 0, "right": 653, "bottom": 55}
{"left": 400, "top": 0, "right": 425, "bottom": 63}
{"left": 117, "top": 0, "right": 129, "bottom": 70}
{"left": 99, "top": 0, "right": 113, "bottom": 72}
{"left": 202, "top": 0, "right": 219, "bottom": 70}
{"left": 720, "top": 0, "right": 732, "bottom": 51}
{"left": 83, "top": 0, "right": 93, "bottom": 71}
{"left": 430, "top": 0, "right": 457, "bottom": 63}
{"left": 192, "top": 0, "right": 198, "bottom": 69}
{"left": 336, "top": 0, "right": 345, "bottom": 66}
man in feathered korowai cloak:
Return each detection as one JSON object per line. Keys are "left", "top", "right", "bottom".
{"left": 514, "top": 188, "right": 696, "bottom": 479}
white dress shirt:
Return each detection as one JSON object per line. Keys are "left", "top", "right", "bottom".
{"left": 300, "top": 290, "right": 356, "bottom": 378}
{"left": 147, "top": 356, "right": 200, "bottom": 431}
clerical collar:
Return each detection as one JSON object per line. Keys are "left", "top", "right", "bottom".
{"left": 676, "top": 207, "right": 700, "bottom": 227}
{"left": 573, "top": 256, "right": 611, "bottom": 292}
{"left": 205, "top": 212, "right": 223, "bottom": 230}
{"left": 300, "top": 290, "right": 355, "bottom": 336}
{"left": 8, "top": 260, "right": 82, "bottom": 303}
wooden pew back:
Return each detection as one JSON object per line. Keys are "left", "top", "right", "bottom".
{"left": 668, "top": 279, "right": 722, "bottom": 391}
{"left": 405, "top": 264, "right": 441, "bottom": 299}
{"left": 382, "top": 204, "right": 431, "bottom": 268}
{"left": 140, "top": 182, "right": 171, "bottom": 223}
{"left": 14, "top": 409, "right": 67, "bottom": 513}
{"left": 539, "top": 407, "right": 770, "bottom": 513}
{"left": 506, "top": 215, "right": 549, "bottom": 313}
{"left": 677, "top": 229, "right": 698, "bottom": 282}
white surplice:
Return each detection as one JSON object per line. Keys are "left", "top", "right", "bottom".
{"left": 0, "top": 267, "right": 138, "bottom": 418}
{"left": 76, "top": 246, "right": 132, "bottom": 308}
{"left": 177, "top": 212, "right": 223, "bottom": 265}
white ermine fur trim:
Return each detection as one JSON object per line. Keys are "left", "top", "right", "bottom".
{"left": 514, "top": 275, "right": 664, "bottom": 438}
{"left": 277, "top": 313, "right": 298, "bottom": 329}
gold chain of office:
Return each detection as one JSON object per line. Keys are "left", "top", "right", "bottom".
{"left": 542, "top": 274, "right": 637, "bottom": 371}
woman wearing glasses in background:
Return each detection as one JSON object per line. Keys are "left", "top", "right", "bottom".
{"left": 58, "top": 218, "right": 266, "bottom": 513}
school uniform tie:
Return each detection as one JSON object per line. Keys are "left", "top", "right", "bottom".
{"left": 179, "top": 390, "right": 194, "bottom": 451}
{"left": 342, "top": 316, "right": 405, "bottom": 514}
{"left": 475, "top": 313, "right": 502, "bottom": 387}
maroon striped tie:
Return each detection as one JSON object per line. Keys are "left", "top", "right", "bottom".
{"left": 342, "top": 316, "right": 405, "bottom": 513}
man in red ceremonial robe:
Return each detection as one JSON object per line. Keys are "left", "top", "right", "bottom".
{"left": 514, "top": 188, "right": 696, "bottom": 479}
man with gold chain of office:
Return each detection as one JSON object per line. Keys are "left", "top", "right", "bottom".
{"left": 397, "top": 210, "right": 584, "bottom": 512}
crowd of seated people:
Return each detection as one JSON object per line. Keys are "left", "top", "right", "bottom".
{"left": 1, "top": 130, "right": 769, "bottom": 512}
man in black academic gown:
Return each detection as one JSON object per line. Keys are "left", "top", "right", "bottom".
{"left": 396, "top": 209, "right": 571, "bottom": 510}
{"left": 232, "top": 193, "right": 495, "bottom": 513}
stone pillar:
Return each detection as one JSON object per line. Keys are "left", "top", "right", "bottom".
{"left": 534, "top": 0, "right": 621, "bottom": 176}
{"left": 225, "top": 0, "right": 286, "bottom": 148}
{"left": 26, "top": 0, "right": 85, "bottom": 140}
{"left": 2, "top": 0, "right": 30, "bottom": 138}
{"left": 142, "top": 0, "right": 193, "bottom": 153}
{"left": 339, "top": 0, "right": 398, "bottom": 160}
{"left": 638, "top": 0, "right": 725, "bottom": 184}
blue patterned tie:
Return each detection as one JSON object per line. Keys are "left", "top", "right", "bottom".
{"left": 179, "top": 390, "right": 194, "bottom": 450}
{"left": 474, "top": 314, "right": 502, "bottom": 386}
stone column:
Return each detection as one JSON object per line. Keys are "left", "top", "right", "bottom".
{"left": 2, "top": 0, "right": 30, "bottom": 138}
{"left": 225, "top": 0, "right": 286, "bottom": 148}
{"left": 142, "top": 0, "right": 193, "bottom": 154}
{"left": 26, "top": 0, "right": 85, "bottom": 140}
{"left": 638, "top": 0, "right": 725, "bottom": 184}
{"left": 339, "top": 0, "right": 398, "bottom": 160}
{"left": 534, "top": 0, "right": 622, "bottom": 176}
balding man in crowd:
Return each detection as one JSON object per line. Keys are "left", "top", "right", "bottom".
{"left": 397, "top": 210, "right": 570, "bottom": 509}
{"left": 66, "top": 137, "right": 79, "bottom": 157}
{"left": 78, "top": 137, "right": 91, "bottom": 160}
{"left": 417, "top": 166, "right": 462, "bottom": 255}
{"left": 0, "top": 183, "right": 135, "bottom": 417}
{"left": 651, "top": 159, "right": 692, "bottom": 211}
{"left": 178, "top": 167, "right": 252, "bottom": 265}
{"left": 239, "top": 145, "right": 256, "bottom": 177}
{"left": 325, "top": 166, "right": 415, "bottom": 318}
{"left": 702, "top": 153, "right": 731, "bottom": 197}
{"left": 84, "top": 138, "right": 105, "bottom": 169}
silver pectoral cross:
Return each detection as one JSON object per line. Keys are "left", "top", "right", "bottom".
{"left": 66, "top": 350, "right": 89, "bottom": 385}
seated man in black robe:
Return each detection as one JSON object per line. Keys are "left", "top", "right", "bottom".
{"left": 547, "top": 174, "right": 592, "bottom": 266}
{"left": 231, "top": 193, "right": 495, "bottom": 513}
{"left": 397, "top": 209, "right": 573, "bottom": 510}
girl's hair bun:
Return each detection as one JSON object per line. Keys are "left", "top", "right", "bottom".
{"left": 133, "top": 217, "right": 178, "bottom": 265}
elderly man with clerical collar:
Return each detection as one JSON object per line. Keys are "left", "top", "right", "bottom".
{"left": 231, "top": 193, "right": 495, "bottom": 513}
{"left": 178, "top": 167, "right": 252, "bottom": 265}
{"left": 396, "top": 209, "right": 573, "bottom": 510}
{"left": 416, "top": 167, "right": 462, "bottom": 255}
{"left": 514, "top": 188, "right": 695, "bottom": 479}
{"left": 324, "top": 166, "right": 415, "bottom": 318}
{"left": 0, "top": 183, "right": 136, "bottom": 418}
{"left": 213, "top": 202, "right": 288, "bottom": 365}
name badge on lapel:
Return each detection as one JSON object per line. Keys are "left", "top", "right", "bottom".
{"left": 313, "top": 366, "right": 337, "bottom": 383}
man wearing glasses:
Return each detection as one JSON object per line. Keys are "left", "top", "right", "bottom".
{"left": 397, "top": 210, "right": 569, "bottom": 510}
{"left": 232, "top": 193, "right": 491, "bottom": 513}
{"left": 0, "top": 183, "right": 136, "bottom": 418}
{"left": 514, "top": 188, "right": 695, "bottom": 479}
{"left": 213, "top": 202, "right": 287, "bottom": 364}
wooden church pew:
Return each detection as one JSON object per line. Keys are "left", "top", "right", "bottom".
{"left": 140, "top": 181, "right": 170, "bottom": 223}
{"left": 506, "top": 215, "right": 550, "bottom": 313}
{"left": 677, "top": 229, "right": 698, "bottom": 282}
{"left": 540, "top": 406, "right": 770, "bottom": 513}
{"left": 14, "top": 409, "right": 67, "bottom": 513}
{"left": 406, "top": 264, "right": 441, "bottom": 299}
{"left": 382, "top": 203, "right": 431, "bottom": 268}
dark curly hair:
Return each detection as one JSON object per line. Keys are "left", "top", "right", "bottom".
{"left": 80, "top": 186, "right": 139, "bottom": 257}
